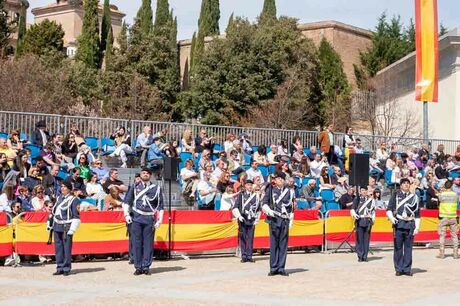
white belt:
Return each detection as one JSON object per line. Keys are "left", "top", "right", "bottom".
{"left": 396, "top": 214, "right": 415, "bottom": 221}
{"left": 132, "top": 207, "right": 156, "bottom": 216}
{"left": 54, "top": 219, "right": 72, "bottom": 225}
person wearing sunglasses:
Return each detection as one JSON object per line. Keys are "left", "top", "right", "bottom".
{"left": 31, "top": 185, "right": 50, "bottom": 211}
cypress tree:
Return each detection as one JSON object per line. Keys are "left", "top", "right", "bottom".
{"left": 15, "top": 0, "right": 28, "bottom": 56}
{"left": 118, "top": 21, "right": 128, "bottom": 55}
{"left": 131, "top": 0, "right": 153, "bottom": 44}
{"left": 75, "top": 0, "right": 101, "bottom": 69}
{"left": 100, "top": 0, "right": 112, "bottom": 54}
{"left": 197, "top": 0, "right": 220, "bottom": 37}
{"left": 0, "top": 0, "right": 10, "bottom": 58}
{"left": 104, "top": 26, "right": 113, "bottom": 70}
{"left": 153, "top": 0, "right": 170, "bottom": 35}
{"left": 226, "top": 12, "right": 234, "bottom": 34}
{"left": 259, "top": 0, "right": 277, "bottom": 24}
{"left": 208, "top": 0, "right": 220, "bottom": 35}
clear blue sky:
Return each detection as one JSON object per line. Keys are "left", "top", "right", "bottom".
{"left": 29, "top": 0, "right": 459, "bottom": 40}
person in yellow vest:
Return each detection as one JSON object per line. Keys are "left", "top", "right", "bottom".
{"left": 437, "top": 180, "right": 459, "bottom": 259}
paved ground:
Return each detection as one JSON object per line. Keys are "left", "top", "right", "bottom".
{"left": 1, "top": 248, "right": 459, "bottom": 305}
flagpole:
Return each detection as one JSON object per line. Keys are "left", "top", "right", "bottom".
{"left": 423, "top": 101, "right": 428, "bottom": 143}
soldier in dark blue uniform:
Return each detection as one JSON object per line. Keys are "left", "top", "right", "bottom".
{"left": 351, "top": 186, "right": 375, "bottom": 262}
{"left": 47, "top": 181, "right": 81, "bottom": 276}
{"left": 386, "top": 178, "right": 421, "bottom": 276}
{"left": 262, "top": 172, "right": 295, "bottom": 276}
{"left": 123, "top": 168, "right": 164, "bottom": 275}
{"left": 233, "top": 179, "right": 261, "bottom": 263}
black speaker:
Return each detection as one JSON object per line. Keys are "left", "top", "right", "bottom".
{"left": 163, "top": 157, "right": 180, "bottom": 180}
{"left": 349, "top": 153, "right": 369, "bottom": 187}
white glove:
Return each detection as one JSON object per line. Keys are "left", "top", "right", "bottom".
{"left": 67, "top": 230, "right": 75, "bottom": 236}
{"left": 154, "top": 220, "right": 161, "bottom": 229}
{"left": 350, "top": 209, "right": 359, "bottom": 220}
{"left": 371, "top": 215, "right": 375, "bottom": 224}
{"left": 125, "top": 215, "right": 133, "bottom": 224}
{"left": 386, "top": 210, "right": 398, "bottom": 225}
{"left": 414, "top": 218, "right": 421, "bottom": 235}
{"left": 262, "top": 205, "right": 275, "bottom": 217}
{"left": 154, "top": 210, "right": 164, "bottom": 229}
{"left": 254, "top": 212, "right": 261, "bottom": 225}
{"left": 238, "top": 216, "right": 244, "bottom": 222}
{"left": 289, "top": 213, "right": 294, "bottom": 229}
{"left": 46, "top": 221, "right": 52, "bottom": 232}
{"left": 122, "top": 203, "right": 131, "bottom": 218}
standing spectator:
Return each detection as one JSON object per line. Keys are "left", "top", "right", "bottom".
{"left": 135, "top": 126, "right": 152, "bottom": 167}
{"left": 373, "top": 189, "right": 385, "bottom": 209}
{"left": 339, "top": 187, "right": 355, "bottom": 209}
{"left": 253, "top": 145, "right": 269, "bottom": 165}
{"left": 12, "top": 151, "right": 30, "bottom": 179}
{"left": 7, "top": 129, "right": 23, "bottom": 153}
{"left": 334, "top": 145, "right": 346, "bottom": 174}
{"left": 75, "top": 153, "right": 91, "bottom": 181}
{"left": 224, "top": 133, "right": 236, "bottom": 153}
{"left": 24, "top": 166, "right": 42, "bottom": 192}
{"left": 0, "top": 138, "right": 16, "bottom": 167}
{"left": 181, "top": 129, "right": 195, "bottom": 153}
{"left": 86, "top": 173, "right": 106, "bottom": 207}
{"left": 310, "top": 154, "right": 327, "bottom": 178}
{"left": 109, "top": 127, "right": 133, "bottom": 168}
{"left": 197, "top": 173, "right": 217, "bottom": 210}
{"left": 42, "top": 165, "right": 62, "bottom": 200}
{"left": 31, "top": 120, "right": 50, "bottom": 147}
{"left": 343, "top": 127, "right": 356, "bottom": 148}
{"left": 246, "top": 161, "right": 265, "bottom": 184}
{"left": 90, "top": 159, "right": 109, "bottom": 182}
{"left": 31, "top": 185, "right": 50, "bottom": 211}
{"left": 220, "top": 185, "right": 235, "bottom": 211}
{"left": 102, "top": 169, "right": 127, "bottom": 194}
{"left": 318, "top": 124, "right": 334, "bottom": 164}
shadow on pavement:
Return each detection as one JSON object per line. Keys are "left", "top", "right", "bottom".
{"left": 152, "top": 266, "right": 186, "bottom": 274}
{"left": 412, "top": 268, "right": 428, "bottom": 275}
{"left": 72, "top": 267, "right": 106, "bottom": 274}
{"left": 286, "top": 268, "right": 308, "bottom": 274}
{"left": 366, "top": 256, "right": 384, "bottom": 262}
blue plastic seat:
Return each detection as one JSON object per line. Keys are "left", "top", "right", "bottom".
{"left": 20, "top": 132, "right": 27, "bottom": 142}
{"left": 268, "top": 164, "right": 276, "bottom": 174}
{"left": 294, "top": 176, "right": 301, "bottom": 188}
{"left": 296, "top": 200, "right": 309, "bottom": 210}
{"left": 244, "top": 153, "right": 252, "bottom": 164}
{"left": 320, "top": 189, "right": 335, "bottom": 202}
{"left": 84, "top": 137, "right": 99, "bottom": 152}
{"left": 258, "top": 165, "right": 269, "bottom": 178}
{"left": 0, "top": 132, "right": 7, "bottom": 139}
{"left": 57, "top": 170, "right": 68, "bottom": 180}
{"left": 24, "top": 144, "right": 41, "bottom": 159}
{"left": 101, "top": 138, "right": 115, "bottom": 155}
{"left": 385, "top": 169, "right": 395, "bottom": 187}
{"left": 449, "top": 172, "right": 460, "bottom": 178}
{"left": 213, "top": 143, "right": 222, "bottom": 152}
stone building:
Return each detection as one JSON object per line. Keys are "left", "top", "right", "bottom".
{"left": 178, "top": 20, "right": 372, "bottom": 88}
{"left": 31, "top": 0, "right": 125, "bottom": 58}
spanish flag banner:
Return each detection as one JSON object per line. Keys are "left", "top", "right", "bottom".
{"left": 253, "top": 210, "right": 323, "bottom": 248}
{"left": 415, "top": 0, "right": 439, "bottom": 102}
{"left": 0, "top": 213, "right": 13, "bottom": 257}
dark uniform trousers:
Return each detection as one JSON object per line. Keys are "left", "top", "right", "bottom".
{"left": 131, "top": 219, "right": 154, "bottom": 271}
{"left": 128, "top": 223, "right": 134, "bottom": 262}
{"left": 393, "top": 224, "right": 414, "bottom": 273}
{"left": 239, "top": 222, "right": 255, "bottom": 260}
{"left": 356, "top": 223, "right": 371, "bottom": 261}
{"left": 54, "top": 228, "right": 73, "bottom": 273}
{"left": 269, "top": 218, "right": 289, "bottom": 273}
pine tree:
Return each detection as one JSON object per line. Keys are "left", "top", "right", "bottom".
{"left": 100, "top": 0, "right": 113, "bottom": 54}
{"left": 0, "top": 0, "right": 10, "bottom": 58}
{"left": 118, "top": 21, "right": 128, "bottom": 55}
{"left": 15, "top": 0, "right": 28, "bottom": 56}
{"left": 104, "top": 27, "right": 113, "bottom": 70}
{"left": 153, "top": 0, "right": 170, "bottom": 35}
{"left": 131, "top": 0, "right": 153, "bottom": 44}
{"left": 22, "top": 19, "right": 65, "bottom": 57}
{"left": 75, "top": 0, "right": 101, "bottom": 69}
{"left": 259, "top": 0, "right": 277, "bottom": 24}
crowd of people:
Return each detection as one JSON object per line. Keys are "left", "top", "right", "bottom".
{"left": 1, "top": 121, "right": 460, "bottom": 218}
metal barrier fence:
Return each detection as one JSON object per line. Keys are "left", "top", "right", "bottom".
{"left": 1, "top": 110, "right": 459, "bottom": 153}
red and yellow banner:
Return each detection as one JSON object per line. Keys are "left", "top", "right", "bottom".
{"left": 254, "top": 210, "right": 323, "bottom": 248}
{"left": 325, "top": 209, "right": 458, "bottom": 246}
{"left": 0, "top": 213, "right": 13, "bottom": 257}
{"left": 415, "top": 0, "right": 439, "bottom": 102}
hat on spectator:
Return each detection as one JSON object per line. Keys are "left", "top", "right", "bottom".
{"left": 274, "top": 171, "right": 286, "bottom": 180}
{"left": 141, "top": 167, "right": 152, "bottom": 175}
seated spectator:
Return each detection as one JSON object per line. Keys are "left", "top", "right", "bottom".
{"left": 102, "top": 169, "right": 127, "bottom": 194}
{"left": 165, "top": 140, "right": 180, "bottom": 158}
{"left": 334, "top": 177, "right": 348, "bottom": 201}
{"left": 69, "top": 123, "right": 84, "bottom": 142}
{"left": 391, "top": 159, "right": 403, "bottom": 184}
{"left": 181, "top": 128, "right": 195, "bottom": 153}
{"left": 39, "top": 144, "right": 59, "bottom": 167}
{"left": 228, "top": 150, "right": 245, "bottom": 176}
{"left": 136, "top": 126, "right": 153, "bottom": 167}
{"left": 436, "top": 144, "right": 445, "bottom": 164}
{"left": 224, "top": 133, "right": 236, "bottom": 153}
{"left": 334, "top": 145, "right": 345, "bottom": 174}
{"left": 455, "top": 145, "right": 460, "bottom": 160}
{"left": 147, "top": 136, "right": 167, "bottom": 165}
{"left": 216, "top": 151, "right": 228, "bottom": 164}
{"left": 267, "top": 145, "right": 278, "bottom": 164}
{"left": 310, "top": 154, "right": 327, "bottom": 178}
{"left": 75, "top": 144, "right": 95, "bottom": 165}
{"left": 307, "top": 146, "right": 317, "bottom": 161}
{"left": 201, "top": 162, "right": 214, "bottom": 181}
{"left": 31, "top": 185, "right": 50, "bottom": 211}
{"left": 290, "top": 135, "right": 303, "bottom": 156}
{"left": 7, "top": 129, "right": 23, "bottom": 153}
{"left": 426, "top": 180, "right": 439, "bottom": 209}
{"left": 231, "top": 140, "right": 246, "bottom": 165}
{"left": 300, "top": 179, "right": 322, "bottom": 210}
{"left": 34, "top": 157, "right": 50, "bottom": 177}
{"left": 24, "top": 166, "right": 42, "bottom": 192}
{"left": 253, "top": 145, "right": 269, "bottom": 165}
{"left": 233, "top": 172, "right": 247, "bottom": 193}
{"left": 292, "top": 146, "right": 305, "bottom": 164}
{"left": 386, "top": 152, "right": 397, "bottom": 170}
{"left": 61, "top": 134, "right": 78, "bottom": 163}
{"left": 195, "top": 129, "right": 214, "bottom": 153}
{"left": 277, "top": 139, "right": 289, "bottom": 156}
{"left": 12, "top": 151, "right": 30, "bottom": 179}
{"left": 211, "top": 159, "right": 227, "bottom": 185}
{"left": 180, "top": 159, "right": 199, "bottom": 205}
{"left": 376, "top": 142, "right": 389, "bottom": 166}
{"left": 435, "top": 159, "right": 449, "bottom": 180}
{"left": 240, "top": 133, "right": 253, "bottom": 155}
{"left": 103, "top": 187, "right": 123, "bottom": 211}
{"left": 198, "top": 149, "right": 212, "bottom": 173}
{"left": 153, "top": 128, "right": 169, "bottom": 147}
{"left": 339, "top": 187, "right": 355, "bottom": 209}
{"left": 75, "top": 153, "right": 91, "bottom": 181}
{"left": 197, "top": 173, "right": 217, "bottom": 210}
{"left": 109, "top": 127, "right": 133, "bottom": 168}
{"left": 319, "top": 167, "right": 335, "bottom": 190}
{"left": 86, "top": 172, "right": 106, "bottom": 206}
{"left": 64, "top": 168, "right": 86, "bottom": 197}
{"left": 0, "top": 138, "right": 16, "bottom": 167}
{"left": 369, "top": 152, "right": 384, "bottom": 182}
{"left": 31, "top": 120, "right": 50, "bottom": 147}
{"left": 372, "top": 189, "right": 386, "bottom": 209}
{"left": 299, "top": 156, "right": 311, "bottom": 177}
{"left": 354, "top": 138, "right": 364, "bottom": 154}
{"left": 0, "top": 153, "right": 11, "bottom": 184}
{"left": 220, "top": 185, "right": 235, "bottom": 211}
{"left": 330, "top": 166, "right": 342, "bottom": 185}
{"left": 0, "top": 185, "right": 15, "bottom": 212}
{"left": 216, "top": 171, "right": 232, "bottom": 193}
{"left": 90, "top": 159, "right": 109, "bottom": 182}
{"left": 42, "top": 165, "right": 62, "bottom": 200}
{"left": 10, "top": 200, "right": 23, "bottom": 218}
{"left": 287, "top": 177, "right": 300, "bottom": 198}
{"left": 50, "top": 133, "right": 64, "bottom": 159}
{"left": 246, "top": 161, "right": 265, "bottom": 184}
{"left": 16, "top": 186, "right": 33, "bottom": 211}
